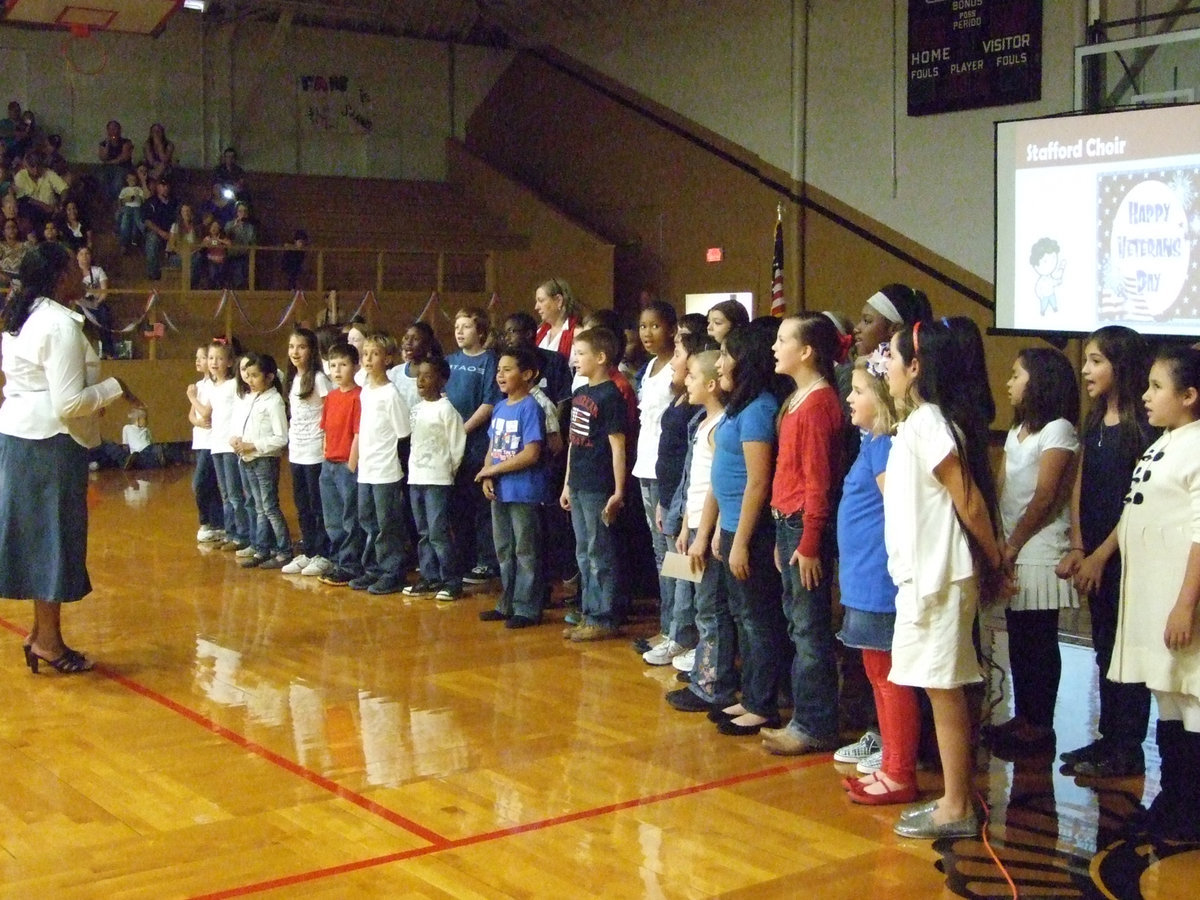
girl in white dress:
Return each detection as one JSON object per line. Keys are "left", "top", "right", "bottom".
{"left": 1111, "top": 344, "right": 1200, "bottom": 840}
{"left": 987, "top": 348, "right": 1080, "bottom": 756}
{"left": 883, "top": 319, "right": 1004, "bottom": 840}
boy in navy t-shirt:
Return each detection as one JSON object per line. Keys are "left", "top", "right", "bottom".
{"left": 475, "top": 346, "right": 547, "bottom": 628}
{"left": 560, "top": 327, "right": 627, "bottom": 642}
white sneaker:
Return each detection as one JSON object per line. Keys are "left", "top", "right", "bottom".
{"left": 671, "top": 648, "right": 696, "bottom": 672}
{"left": 856, "top": 749, "right": 883, "bottom": 774}
{"left": 235, "top": 546, "right": 258, "bottom": 558}
{"left": 281, "top": 554, "right": 311, "bottom": 574}
{"left": 643, "top": 640, "right": 686, "bottom": 666}
{"left": 300, "top": 556, "right": 333, "bottom": 576}
{"left": 833, "top": 730, "right": 882, "bottom": 764}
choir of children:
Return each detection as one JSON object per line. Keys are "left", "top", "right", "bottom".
{"left": 184, "top": 288, "right": 1200, "bottom": 845}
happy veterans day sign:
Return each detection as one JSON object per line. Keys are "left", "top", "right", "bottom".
{"left": 908, "top": 0, "right": 1042, "bottom": 116}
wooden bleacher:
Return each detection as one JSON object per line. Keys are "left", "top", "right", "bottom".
{"left": 81, "top": 165, "right": 526, "bottom": 297}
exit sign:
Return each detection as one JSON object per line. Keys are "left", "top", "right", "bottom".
{"left": 706, "top": 247, "right": 723, "bottom": 263}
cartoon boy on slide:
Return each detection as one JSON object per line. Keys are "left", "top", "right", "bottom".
{"left": 1030, "top": 237, "right": 1066, "bottom": 315}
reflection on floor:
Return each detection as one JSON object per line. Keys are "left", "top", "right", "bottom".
{"left": 0, "top": 466, "right": 1196, "bottom": 899}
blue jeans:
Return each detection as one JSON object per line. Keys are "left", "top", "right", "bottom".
{"left": 719, "top": 523, "right": 788, "bottom": 718}
{"left": 358, "top": 480, "right": 407, "bottom": 580}
{"left": 412, "top": 483, "right": 456, "bottom": 586}
{"left": 686, "top": 526, "right": 737, "bottom": 705}
{"left": 666, "top": 545, "right": 698, "bottom": 647}
{"left": 319, "top": 461, "right": 364, "bottom": 574}
{"left": 451, "top": 450, "right": 497, "bottom": 574}
{"left": 212, "top": 451, "right": 251, "bottom": 543}
{"left": 192, "top": 448, "right": 223, "bottom": 528}
{"left": 290, "top": 462, "right": 328, "bottom": 558}
{"left": 570, "top": 490, "right": 616, "bottom": 627}
{"left": 237, "top": 459, "right": 261, "bottom": 547}
{"left": 145, "top": 227, "right": 166, "bottom": 280}
{"left": 492, "top": 500, "right": 544, "bottom": 620}
{"left": 776, "top": 516, "right": 839, "bottom": 740}
{"left": 116, "top": 205, "right": 143, "bottom": 248}
{"left": 243, "top": 456, "right": 290, "bottom": 556}
{"left": 639, "top": 478, "right": 675, "bottom": 635}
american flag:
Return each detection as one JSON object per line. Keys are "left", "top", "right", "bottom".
{"left": 770, "top": 218, "right": 785, "bottom": 317}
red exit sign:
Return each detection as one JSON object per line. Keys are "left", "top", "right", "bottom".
{"left": 706, "top": 247, "right": 723, "bottom": 263}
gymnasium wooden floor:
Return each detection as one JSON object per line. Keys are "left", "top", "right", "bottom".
{"left": 1, "top": 466, "right": 1197, "bottom": 899}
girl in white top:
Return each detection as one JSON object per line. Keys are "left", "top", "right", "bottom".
{"left": 1110, "top": 345, "right": 1200, "bottom": 840}
{"left": 205, "top": 341, "right": 253, "bottom": 550}
{"left": 663, "top": 349, "right": 730, "bottom": 708}
{"left": 883, "top": 320, "right": 1004, "bottom": 841}
{"left": 988, "top": 348, "right": 1080, "bottom": 755}
{"left": 186, "top": 345, "right": 223, "bottom": 543}
{"left": 632, "top": 300, "right": 679, "bottom": 638}
{"left": 231, "top": 352, "right": 290, "bottom": 568}
{"left": 282, "top": 328, "right": 332, "bottom": 574}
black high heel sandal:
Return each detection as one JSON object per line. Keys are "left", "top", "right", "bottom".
{"left": 25, "top": 646, "right": 93, "bottom": 674}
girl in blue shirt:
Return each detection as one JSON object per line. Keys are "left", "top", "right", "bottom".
{"left": 837, "top": 347, "right": 919, "bottom": 805}
{"left": 699, "top": 322, "right": 789, "bottom": 736}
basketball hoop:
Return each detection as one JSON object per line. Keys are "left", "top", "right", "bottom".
{"left": 61, "top": 26, "right": 109, "bottom": 76}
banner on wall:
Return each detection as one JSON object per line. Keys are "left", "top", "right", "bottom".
{"left": 907, "top": 0, "right": 1042, "bottom": 116}
{"left": 297, "top": 74, "right": 374, "bottom": 134}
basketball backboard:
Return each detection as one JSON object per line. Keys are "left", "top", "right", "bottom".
{"left": 2, "top": 0, "right": 184, "bottom": 36}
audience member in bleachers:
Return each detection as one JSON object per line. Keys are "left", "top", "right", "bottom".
{"left": 97, "top": 119, "right": 135, "bottom": 202}
{"left": 224, "top": 201, "right": 256, "bottom": 289}
{"left": 0, "top": 101, "right": 24, "bottom": 156}
{"left": 142, "top": 123, "right": 175, "bottom": 181}
{"left": 76, "top": 246, "right": 117, "bottom": 359}
{"left": 199, "top": 218, "right": 230, "bottom": 289}
{"left": 116, "top": 170, "right": 147, "bottom": 252}
{"left": 0, "top": 216, "right": 30, "bottom": 289}
{"left": 212, "top": 147, "right": 248, "bottom": 200}
{"left": 168, "top": 203, "right": 200, "bottom": 283}
{"left": 13, "top": 153, "right": 67, "bottom": 234}
{"left": 43, "top": 134, "right": 70, "bottom": 178}
{"left": 142, "top": 178, "right": 180, "bottom": 281}
{"left": 59, "top": 200, "right": 91, "bottom": 253}
{"left": 9, "top": 108, "right": 37, "bottom": 161}
{"left": 200, "top": 181, "right": 237, "bottom": 231}
{"left": 0, "top": 156, "right": 12, "bottom": 198}
{"left": 41, "top": 219, "right": 65, "bottom": 248}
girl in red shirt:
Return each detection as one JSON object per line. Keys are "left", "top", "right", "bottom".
{"left": 759, "top": 313, "right": 847, "bottom": 755}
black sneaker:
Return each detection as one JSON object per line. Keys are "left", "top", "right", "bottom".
{"left": 348, "top": 573, "right": 377, "bottom": 591}
{"left": 463, "top": 565, "right": 499, "bottom": 585}
{"left": 318, "top": 568, "right": 355, "bottom": 586}
{"left": 505, "top": 615, "right": 539, "bottom": 629}
{"left": 479, "top": 609, "right": 510, "bottom": 622}
{"left": 402, "top": 578, "right": 441, "bottom": 597}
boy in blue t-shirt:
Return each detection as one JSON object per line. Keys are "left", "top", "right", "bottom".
{"left": 475, "top": 345, "right": 547, "bottom": 628}
{"left": 560, "top": 327, "right": 627, "bottom": 642}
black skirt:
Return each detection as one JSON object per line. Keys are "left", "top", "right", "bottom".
{"left": 0, "top": 431, "right": 92, "bottom": 601}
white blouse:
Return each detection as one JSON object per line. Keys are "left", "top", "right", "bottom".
{"left": 0, "top": 297, "right": 122, "bottom": 448}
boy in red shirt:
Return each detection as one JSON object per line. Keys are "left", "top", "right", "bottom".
{"left": 316, "top": 342, "right": 366, "bottom": 585}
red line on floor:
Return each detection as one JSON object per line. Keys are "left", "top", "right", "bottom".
{"left": 0, "top": 615, "right": 448, "bottom": 847}
{"left": 4, "top": 615, "right": 834, "bottom": 900}
{"left": 189, "top": 755, "right": 833, "bottom": 900}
